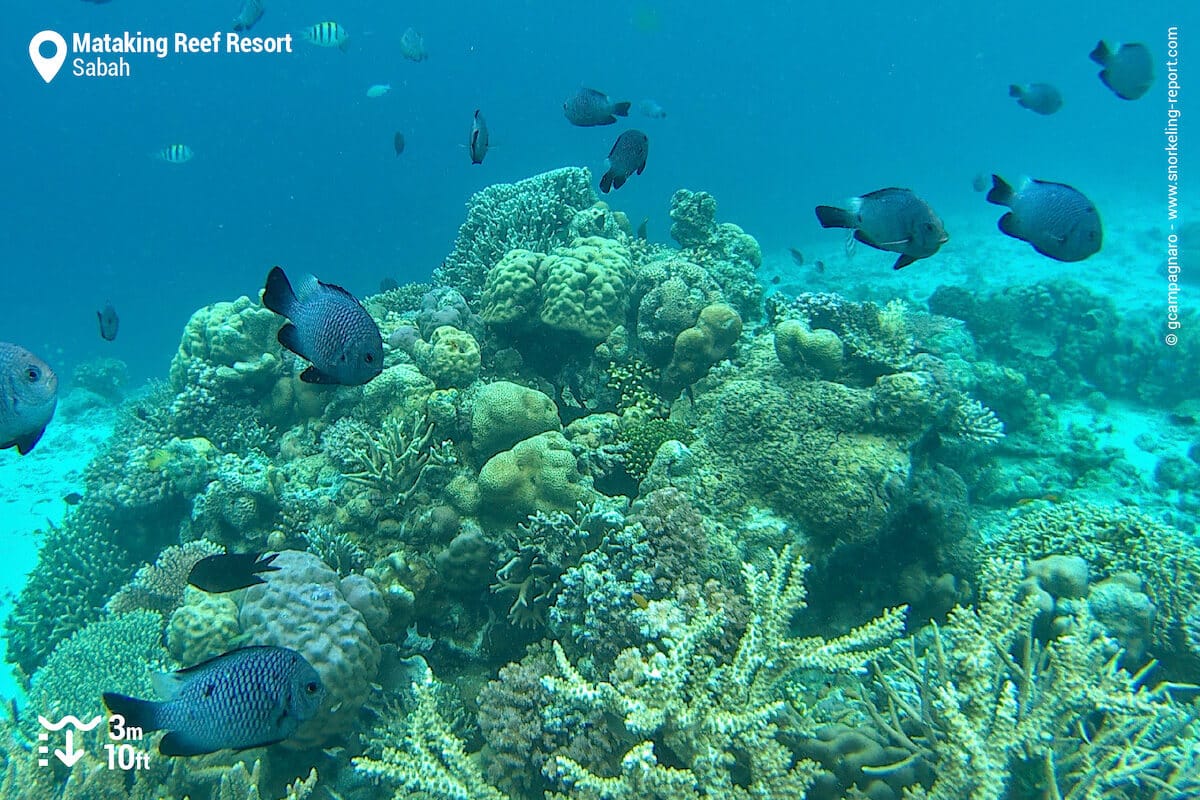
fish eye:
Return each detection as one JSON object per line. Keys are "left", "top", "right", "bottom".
{"left": 923, "top": 222, "right": 935, "bottom": 232}
{"left": 306, "top": 681, "right": 318, "bottom": 694}
{"left": 26, "top": 367, "right": 40, "bottom": 382}
{"left": 364, "top": 353, "right": 374, "bottom": 363}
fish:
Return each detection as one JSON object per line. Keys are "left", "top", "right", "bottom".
{"left": 636, "top": 217, "right": 649, "bottom": 240}
{"left": 97, "top": 301, "right": 119, "bottom": 342}
{"left": 188, "top": 552, "right": 280, "bottom": 593}
{"left": 815, "top": 188, "right": 949, "bottom": 270}
{"left": 366, "top": 84, "right": 391, "bottom": 98}
{"left": 302, "top": 21, "right": 349, "bottom": 53}
{"left": 563, "top": 87, "right": 632, "bottom": 127}
{"left": 986, "top": 174, "right": 1102, "bottom": 262}
{"left": 0, "top": 344, "right": 58, "bottom": 456}
{"left": 262, "top": 266, "right": 384, "bottom": 385}
{"left": 814, "top": 260, "right": 826, "bottom": 274}
{"left": 63, "top": 492, "right": 83, "bottom": 506}
{"left": 469, "top": 110, "right": 489, "bottom": 165}
{"left": 638, "top": 99, "right": 667, "bottom": 119}
{"left": 1090, "top": 40, "right": 1153, "bottom": 100}
{"left": 393, "top": 132, "right": 405, "bottom": 156}
{"left": 600, "top": 129, "right": 649, "bottom": 193}
{"left": 788, "top": 248, "right": 804, "bottom": 266}
{"left": 102, "top": 646, "right": 325, "bottom": 756}
{"left": 770, "top": 275, "right": 781, "bottom": 285}
{"left": 380, "top": 277, "right": 400, "bottom": 292}
{"left": 1009, "top": 82, "right": 1062, "bottom": 115}
{"left": 400, "top": 27, "right": 428, "bottom": 62}
{"left": 972, "top": 173, "right": 989, "bottom": 193}
{"left": 155, "top": 144, "right": 193, "bottom": 165}
{"left": 231, "top": 0, "right": 264, "bottom": 32}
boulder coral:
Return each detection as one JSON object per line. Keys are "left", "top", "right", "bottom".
{"left": 470, "top": 381, "right": 562, "bottom": 460}
{"left": 239, "top": 550, "right": 382, "bottom": 749}
{"left": 477, "top": 431, "right": 595, "bottom": 523}
{"left": 774, "top": 319, "right": 844, "bottom": 379}
{"left": 663, "top": 303, "right": 742, "bottom": 390}
{"left": 168, "top": 296, "right": 283, "bottom": 399}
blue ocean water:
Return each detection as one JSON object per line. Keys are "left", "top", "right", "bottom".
{"left": 1, "top": 1, "right": 1197, "bottom": 798}
{"left": 0, "top": 0, "right": 1179, "bottom": 380}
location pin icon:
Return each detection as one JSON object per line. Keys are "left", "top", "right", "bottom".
{"left": 29, "top": 31, "right": 67, "bottom": 83}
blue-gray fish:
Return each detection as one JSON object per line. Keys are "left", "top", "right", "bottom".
{"left": 0, "top": 344, "right": 57, "bottom": 455}
{"left": 564, "top": 87, "right": 632, "bottom": 127}
{"left": 639, "top": 99, "right": 666, "bottom": 119}
{"left": 815, "top": 188, "right": 949, "bottom": 270}
{"left": 302, "top": 21, "right": 349, "bottom": 53}
{"left": 469, "top": 110, "right": 489, "bottom": 165}
{"left": 1009, "top": 83, "right": 1062, "bottom": 115}
{"left": 600, "top": 129, "right": 648, "bottom": 193}
{"left": 97, "top": 301, "right": 119, "bottom": 341}
{"left": 986, "top": 175, "right": 1102, "bottom": 262}
{"left": 231, "top": 0, "right": 264, "bottom": 32}
{"left": 262, "top": 266, "right": 383, "bottom": 385}
{"left": 103, "top": 646, "right": 325, "bottom": 756}
{"left": 400, "top": 27, "right": 427, "bottom": 62}
{"left": 1090, "top": 40, "right": 1153, "bottom": 100}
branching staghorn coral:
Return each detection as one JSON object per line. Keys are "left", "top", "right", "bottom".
{"left": 541, "top": 545, "right": 907, "bottom": 799}
{"left": 340, "top": 411, "right": 457, "bottom": 509}
{"left": 355, "top": 664, "right": 509, "bottom": 800}
{"left": 853, "top": 559, "right": 1200, "bottom": 800}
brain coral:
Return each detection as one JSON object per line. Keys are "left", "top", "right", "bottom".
{"left": 239, "top": 550, "right": 381, "bottom": 749}
{"left": 478, "top": 432, "right": 595, "bottom": 523}
{"left": 480, "top": 249, "right": 544, "bottom": 327}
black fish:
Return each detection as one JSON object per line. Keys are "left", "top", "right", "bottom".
{"left": 788, "top": 248, "right": 804, "bottom": 266}
{"left": 469, "top": 110, "right": 489, "bottom": 165}
{"left": 63, "top": 491, "right": 83, "bottom": 506}
{"left": 188, "top": 552, "right": 280, "bottom": 593}
{"left": 815, "top": 187, "right": 949, "bottom": 270}
{"left": 262, "top": 266, "right": 383, "bottom": 385}
{"left": 379, "top": 277, "right": 400, "bottom": 292}
{"left": 563, "top": 87, "right": 631, "bottom": 127}
{"left": 103, "top": 645, "right": 324, "bottom": 756}
{"left": 770, "top": 275, "right": 781, "bottom": 284}
{"left": 1090, "top": 40, "right": 1154, "bottom": 100}
{"left": 393, "top": 132, "right": 405, "bottom": 156}
{"left": 986, "top": 174, "right": 1102, "bottom": 262}
{"left": 636, "top": 217, "right": 648, "bottom": 240}
{"left": 600, "top": 130, "right": 648, "bottom": 193}
{"left": 97, "top": 301, "right": 119, "bottom": 341}
{"left": 814, "top": 260, "right": 826, "bottom": 274}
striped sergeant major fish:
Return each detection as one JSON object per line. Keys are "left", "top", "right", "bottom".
{"left": 154, "top": 144, "right": 194, "bottom": 165}
{"left": 302, "top": 21, "right": 349, "bottom": 53}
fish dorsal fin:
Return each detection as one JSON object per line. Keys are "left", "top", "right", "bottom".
{"left": 151, "top": 671, "right": 185, "bottom": 701}
{"left": 1030, "top": 178, "right": 1074, "bottom": 192}
{"left": 861, "top": 187, "right": 909, "bottom": 200}
{"left": 291, "top": 274, "right": 321, "bottom": 303}
{"left": 316, "top": 279, "right": 364, "bottom": 307}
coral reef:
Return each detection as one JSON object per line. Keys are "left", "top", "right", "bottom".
{"left": 435, "top": 166, "right": 597, "bottom": 302}
{"left": 106, "top": 539, "right": 224, "bottom": 617}
{"left": 478, "top": 432, "right": 596, "bottom": 524}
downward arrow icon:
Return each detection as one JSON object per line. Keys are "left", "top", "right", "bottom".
{"left": 54, "top": 730, "right": 84, "bottom": 767}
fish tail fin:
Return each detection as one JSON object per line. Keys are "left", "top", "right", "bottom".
{"left": 985, "top": 175, "right": 1013, "bottom": 206}
{"left": 1008, "top": 84, "right": 1022, "bottom": 97}
{"left": 814, "top": 205, "right": 855, "bottom": 229}
{"left": 263, "top": 266, "right": 297, "bottom": 316}
{"left": 338, "top": 37, "right": 350, "bottom": 54}
{"left": 1089, "top": 40, "right": 1111, "bottom": 66}
{"left": 613, "top": 101, "right": 632, "bottom": 117}
{"left": 102, "top": 693, "right": 161, "bottom": 734}
{"left": 600, "top": 171, "right": 614, "bottom": 193}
